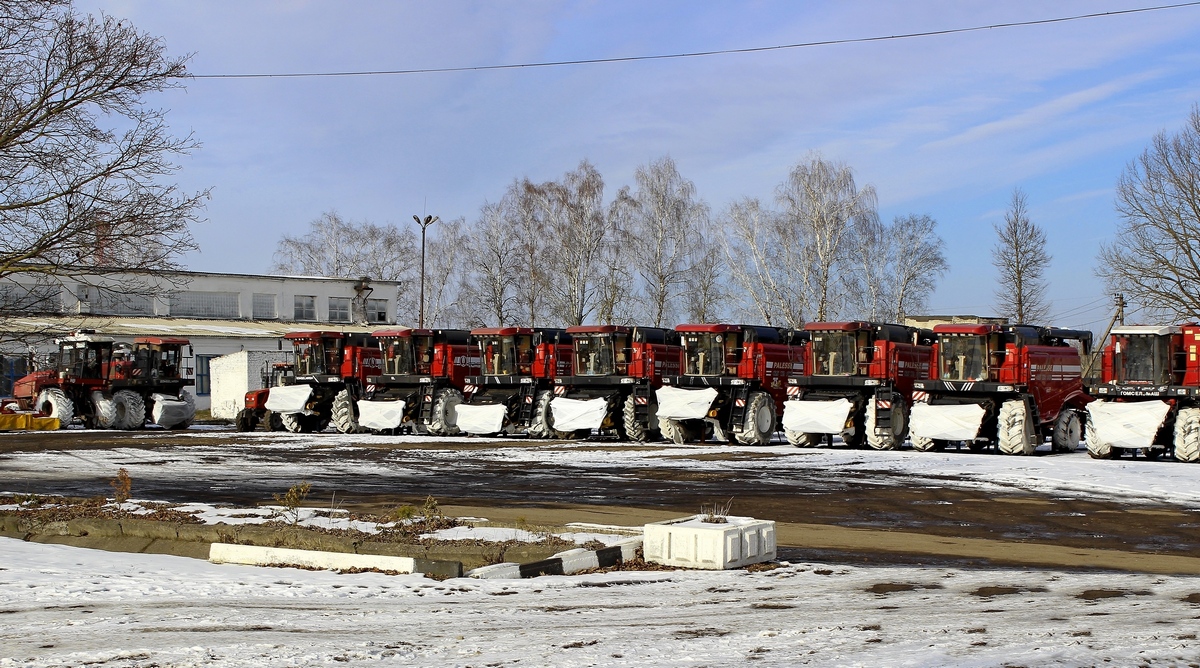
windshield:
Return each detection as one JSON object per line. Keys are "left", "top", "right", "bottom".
{"left": 1114, "top": 334, "right": 1170, "bottom": 384}
{"left": 810, "top": 331, "right": 860, "bottom": 375}
{"left": 143, "top": 346, "right": 182, "bottom": 379}
{"left": 479, "top": 335, "right": 534, "bottom": 376}
{"left": 939, "top": 334, "right": 988, "bottom": 381}
{"left": 381, "top": 338, "right": 413, "bottom": 375}
{"left": 293, "top": 341, "right": 327, "bottom": 376}
{"left": 574, "top": 334, "right": 615, "bottom": 376}
{"left": 682, "top": 332, "right": 736, "bottom": 376}
{"left": 414, "top": 335, "right": 434, "bottom": 374}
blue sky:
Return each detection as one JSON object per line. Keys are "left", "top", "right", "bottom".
{"left": 77, "top": 1, "right": 1200, "bottom": 332}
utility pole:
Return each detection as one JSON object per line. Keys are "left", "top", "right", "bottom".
{"left": 413, "top": 214, "right": 439, "bottom": 328}
{"left": 1085, "top": 293, "right": 1127, "bottom": 379}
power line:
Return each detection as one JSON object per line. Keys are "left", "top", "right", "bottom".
{"left": 191, "top": 2, "right": 1200, "bottom": 80}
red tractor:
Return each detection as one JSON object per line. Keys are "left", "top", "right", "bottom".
{"left": 908, "top": 324, "right": 1092, "bottom": 455}
{"left": 234, "top": 360, "right": 295, "bottom": 432}
{"left": 1085, "top": 324, "right": 1200, "bottom": 461}
{"left": 357, "top": 328, "right": 475, "bottom": 435}
{"left": 454, "top": 327, "right": 574, "bottom": 437}
{"left": 261, "top": 331, "right": 382, "bottom": 433}
{"left": 550, "top": 325, "right": 683, "bottom": 441}
{"left": 13, "top": 331, "right": 195, "bottom": 430}
{"left": 782, "top": 322, "right": 933, "bottom": 449}
{"left": 657, "top": 324, "right": 807, "bottom": 446}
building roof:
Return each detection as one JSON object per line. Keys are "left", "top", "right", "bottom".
{"left": 0, "top": 315, "right": 377, "bottom": 340}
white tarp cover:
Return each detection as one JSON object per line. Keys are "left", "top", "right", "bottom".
{"left": 454, "top": 403, "right": 508, "bottom": 435}
{"left": 549, "top": 397, "right": 609, "bottom": 431}
{"left": 1086, "top": 400, "right": 1172, "bottom": 449}
{"left": 150, "top": 393, "right": 190, "bottom": 428}
{"left": 782, "top": 399, "right": 853, "bottom": 434}
{"left": 909, "top": 402, "right": 987, "bottom": 441}
{"left": 356, "top": 399, "right": 406, "bottom": 430}
{"left": 655, "top": 386, "right": 719, "bottom": 420}
{"left": 264, "top": 385, "right": 313, "bottom": 414}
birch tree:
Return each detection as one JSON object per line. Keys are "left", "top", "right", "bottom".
{"left": 459, "top": 201, "right": 521, "bottom": 327}
{"left": 538, "top": 161, "right": 609, "bottom": 327}
{"left": 992, "top": 189, "right": 1051, "bottom": 324}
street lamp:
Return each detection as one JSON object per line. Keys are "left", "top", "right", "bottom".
{"left": 413, "top": 214, "right": 439, "bottom": 328}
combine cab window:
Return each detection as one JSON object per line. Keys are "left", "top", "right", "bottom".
{"left": 1114, "top": 334, "right": 1170, "bottom": 384}
{"left": 414, "top": 335, "right": 434, "bottom": 374}
{"left": 811, "top": 331, "right": 861, "bottom": 376}
{"left": 382, "top": 338, "right": 413, "bottom": 376}
{"left": 293, "top": 341, "right": 327, "bottom": 376}
{"left": 479, "top": 335, "right": 533, "bottom": 376}
{"left": 939, "top": 334, "right": 989, "bottom": 381}
{"left": 682, "top": 333, "right": 736, "bottom": 376}
{"left": 575, "top": 334, "right": 616, "bottom": 376}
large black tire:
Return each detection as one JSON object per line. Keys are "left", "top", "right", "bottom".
{"left": 528, "top": 390, "right": 573, "bottom": 439}
{"left": 735, "top": 391, "right": 776, "bottom": 446}
{"left": 623, "top": 395, "right": 658, "bottom": 443}
{"left": 428, "top": 388, "right": 464, "bottom": 436}
{"left": 1085, "top": 415, "right": 1114, "bottom": 459}
{"left": 280, "top": 412, "right": 311, "bottom": 433}
{"left": 997, "top": 399, "right": 1036, "bottom": 455}
{"left": 785, "top": 429, "right": 822, "bottom": 447}
{"left": 1174, "top": 408, "right": 1200, "bottom": 462}
{"left": 865, "top": 398, "right": 906, "bottom": 451}
{"left": 235, "top": 408, "right": 258, "bottom": 432}
{"left": 332, "top": 389, "right": 365, "bottom": 434}
{"left": 267, "top": 410, "right": 285, "bottom": 431}
{"left": 1051, "top": 409, "right": 1081, "bottom": 453}
{"left": 35, "top": 388, "right": 74, "bottom": 426}
{"left": 112, "top": 390, "right": 146, "bottom": 430}
{"left": 92, "top": 391, "right": 118, "bottom": 429}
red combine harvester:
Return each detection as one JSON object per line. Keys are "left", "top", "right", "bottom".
{"left": 1085, "top": 324, "right": 1200, "bottom": 460}
{"left": 781, "top": 321, "right": 933, "bottom": 449}
{"left": 657, "top": 324, "right": 807, "bottom": 446}
{"left": 12, "top": 331, "right": 195, "bottom": 429}
{"left": 550, "top": 325, "right": 682, "bottom": 441}
{"left": 355, "top": 328, "right": 475, "bottom": 434}
{"left": 453, "top": 327, "right": 574, "bottom": 437}
{"left": 908, "top": 324, "right": 1092, "bottom": 455}
{"left": 234, "top": 360, "right": 295, "bottom": 432}
{"left": 261, "top": 331, "right": 381, "bottom": 433}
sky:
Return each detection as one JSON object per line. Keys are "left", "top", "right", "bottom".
{"left": 72, "top": 0, "right": 1200, "bottom": 333}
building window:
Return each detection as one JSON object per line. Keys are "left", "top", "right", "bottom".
{"left": 253, "top": 293, "right": 277, "bottom": 319}
{"left": 294, "top": 295, "right": 316, "bottom": 321}
{"left": 170, "top": 291, "right": 240, "bottom": 319}
{"left": 366, "top": 298, "right": 389, "bottom": 324}
{"left": 194, "top": 355, "right": 215, "bottom": 396}
{"left": 328, "top": 297, "right": 351, "bottom": 323}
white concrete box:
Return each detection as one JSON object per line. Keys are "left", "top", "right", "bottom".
{"left": 643, "top": 515, "right": 776, "bottom": 570}
{"left": 209, "top": 350, "right": 291, "bottom": 420}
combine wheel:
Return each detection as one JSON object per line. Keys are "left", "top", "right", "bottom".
{"left": 997, "top": 399, "right": 1036, "bottom": 455}
{"left": 235, "top": 408, "right": 259, "bottom": 432}
{"left": 1085, "top": 419, "right": 1114, "bottom": 459}
{"left": 93, "top": 392, "right": 118, "bottom": 429}
{"left": 332, "top": 389, "right": 365, "bottom": 434}
{"left": 529, "top": 390, "right": 573, "bottom": 439}
{"left": 112, "top": 391, "right": 146, "bottom": 430}
{"left": 280, "top": 412, "right": 311, "bottom": 433}
{"left": 266, "top": 410, "right": 285, "bottom": 431}
{"left": 865, "top": 397, "right": 906, "bottom": 451}
{"left": 910, "top": 434, "right": 941, "bottom": 452}
{"left": 428, "top": 388, "right": 464, "bottom": 436}
{"left": 170, "top": 389, "right": 195, "bottom": 430}
{"left": 1173, "top": 408, "right": 1200, "bottom": 462}
{"left": 1051, "top": 409, "right": 1081, "bottom": 453}
{"left": 735, "top": 392, "right": 776, "bottom": 446}
{"left": 785, "top": 430, "right": 823, "bottom": 447}
{"left": 660, "top": 417, "right": 706, "bottom": 444}
{"left": 624, "top": 395, "right": 659, "bottom": 443}
{"left": 35, "top": 388, "right": 74, "bottom": 425}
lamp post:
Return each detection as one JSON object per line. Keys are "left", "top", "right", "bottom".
{"left": 413, "top": 214, "right": 439, "bottom": 328}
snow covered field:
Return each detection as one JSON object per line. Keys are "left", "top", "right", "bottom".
{"left": 2, "top": 538, "right": 1198, "bottom": 667}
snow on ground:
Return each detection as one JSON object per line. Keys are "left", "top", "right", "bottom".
{"left": 1, "top": 538, "right": 1197, "bottom": 667}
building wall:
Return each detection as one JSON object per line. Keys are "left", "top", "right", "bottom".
{"left": 209, "top": 350, "right": 292, "bottom": 420}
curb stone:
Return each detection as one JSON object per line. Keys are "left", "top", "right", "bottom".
{"left": 467, "top": 537, "right": 643, "bottom": 579}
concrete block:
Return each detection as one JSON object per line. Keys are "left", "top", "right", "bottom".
{"left": 643, "top": 515, "right": 776, "bottom": 570}
{"left": 466, "top": 562, "right": 522, "bottom": 579}
{"left": 210, "top": 543, "right": 418, "bottom": 573}
{"left": 553, "top": 547, "right": 600, "bottom": 574}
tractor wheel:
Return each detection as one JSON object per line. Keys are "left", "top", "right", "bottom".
{"left": 623, "top": 395, "right": 659, "bottom": 443}
{"left": 235, "top": 408, "right": 259, "bottom": 432}
{"left": 660, "top": 417, "right": 706, "bottom": 444}
{"left": 785, "top": 430, "right": 823, "bottom": 447}
{"left": 910, "top": 434, "right": 941, "bottom": 452}
{"left": 35, "top": 388, "right": 74, "bottom": 425}
{"left": 332, "top": 389, "right": 365, "bottom": 434}
{"left": 280, "top": 412, "right": 311, "bottom": 433}
{"left": 528, "top": 390, "right": 573, "bottom": 439}
{"left": 865, "top": 397, "right": 906, "bottom": 451}
{"left": 266, "top": 410, "right": 285, "bottom": 431}
{"left": 92, "top": 392, "right": 118, "bottom": 429}
{"left": 1051, "top": 409, "right": 1081, "bottom": 453}
{"left": 170, "top": 389, "right": 195, "bottom": 430}
{"left": 735, "top": 392, "right": 776, "bottom": 446}
{"left": 428, "top": 388, "right": 464, "bottom": 436}
{"left": 1085, "top": 418, "right": 1114, "bottom": 459}
{"left": 112, "top": 390, "right": 147, "bottom": 430}
{"left": 1173, "top": 408, "right": 1200, "bottom": 462}
{"left": 997, "top": 399, "right": 1036, "bottom": 455}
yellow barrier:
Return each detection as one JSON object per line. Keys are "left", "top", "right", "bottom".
{"left": 0, "top": 413, "right": 61, "bottom": 431}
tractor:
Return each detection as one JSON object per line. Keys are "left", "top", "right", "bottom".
{"left": 908, "top": 324, "right": 1092, "bottom": 455}
{"left": 454, "top": 327, "right": 574, "bottom": 437}
{"left": 356, "top": 327, "right": 475, "bottom": 434}
{"left": 12, "top": 331, "right": 195, "bottom": 429}
{"left": 550, "top": 325, "right": 682, "bottom": 441}
{"left": 1085, "top": 324, "right": 1200, "bottom": 460}
{"left": 657, "top": 324, "right": 807, "bottom": 446}
{"left": 234, "top": 359, "right": 296, "bottom": 432}
{"left": 261, "top": 331, "right": 381, "bottom": 433}
{"left": 782, "top": 321, "right": 933, "bottom": 449}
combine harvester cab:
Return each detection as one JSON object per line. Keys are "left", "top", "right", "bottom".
{"left": 262, "top": 331, "right": 381, "bottom": 434}
{"left": 908, "top": 324, "right": 1092, "bottom": 455}
{"left": 12, "top": 332, "right": 195, "bottom": 430}
{"left": 353, "top": 328, "right": 474, "bottom": 435}
{"left": 454, "top": 327, "right": 574, "bottom": 437}
{"left": 550, "top": 325, "right": 682, "bottom": 441}
{"left": 235, "top": 360, "right": 295, "bottom": 432}
{"left": 657, "top": 324, "right": 806, "bottom": 446}
{"left": 782, "top": 322, "right": 932, "bottom": 450}
{"left": 1086, "top": 324, "right": 1200, "bottom": 460}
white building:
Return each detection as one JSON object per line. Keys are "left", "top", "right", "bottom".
{"left": 0, "top": 270, "right": 404, "bottom": 411}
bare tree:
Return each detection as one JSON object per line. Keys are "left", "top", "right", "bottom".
{"left": 459, "top": 201, "right": 521, "bottom": 327}
{"left": 538, "top": 161, "right": 609, "bottom": 327}
{"left": 888, "top": 214, "right": 948, "bottom": 322}
{"left": 721, "top": 197, "right": 801, "bottom": 327}
{"left": 422, "top": 217, "right": 467, "bottom": 328}
{"left": 682, "top": 216, "right": 732, "bottom": 323}
{"left": 0, "top": 1, "right": 206, "bottom": 324}
{"left": 1098, "top": 105, "right": 1200, "bottom": 320}
{"left": 992, "top": 189, "right": 1051, "bottom": 324}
